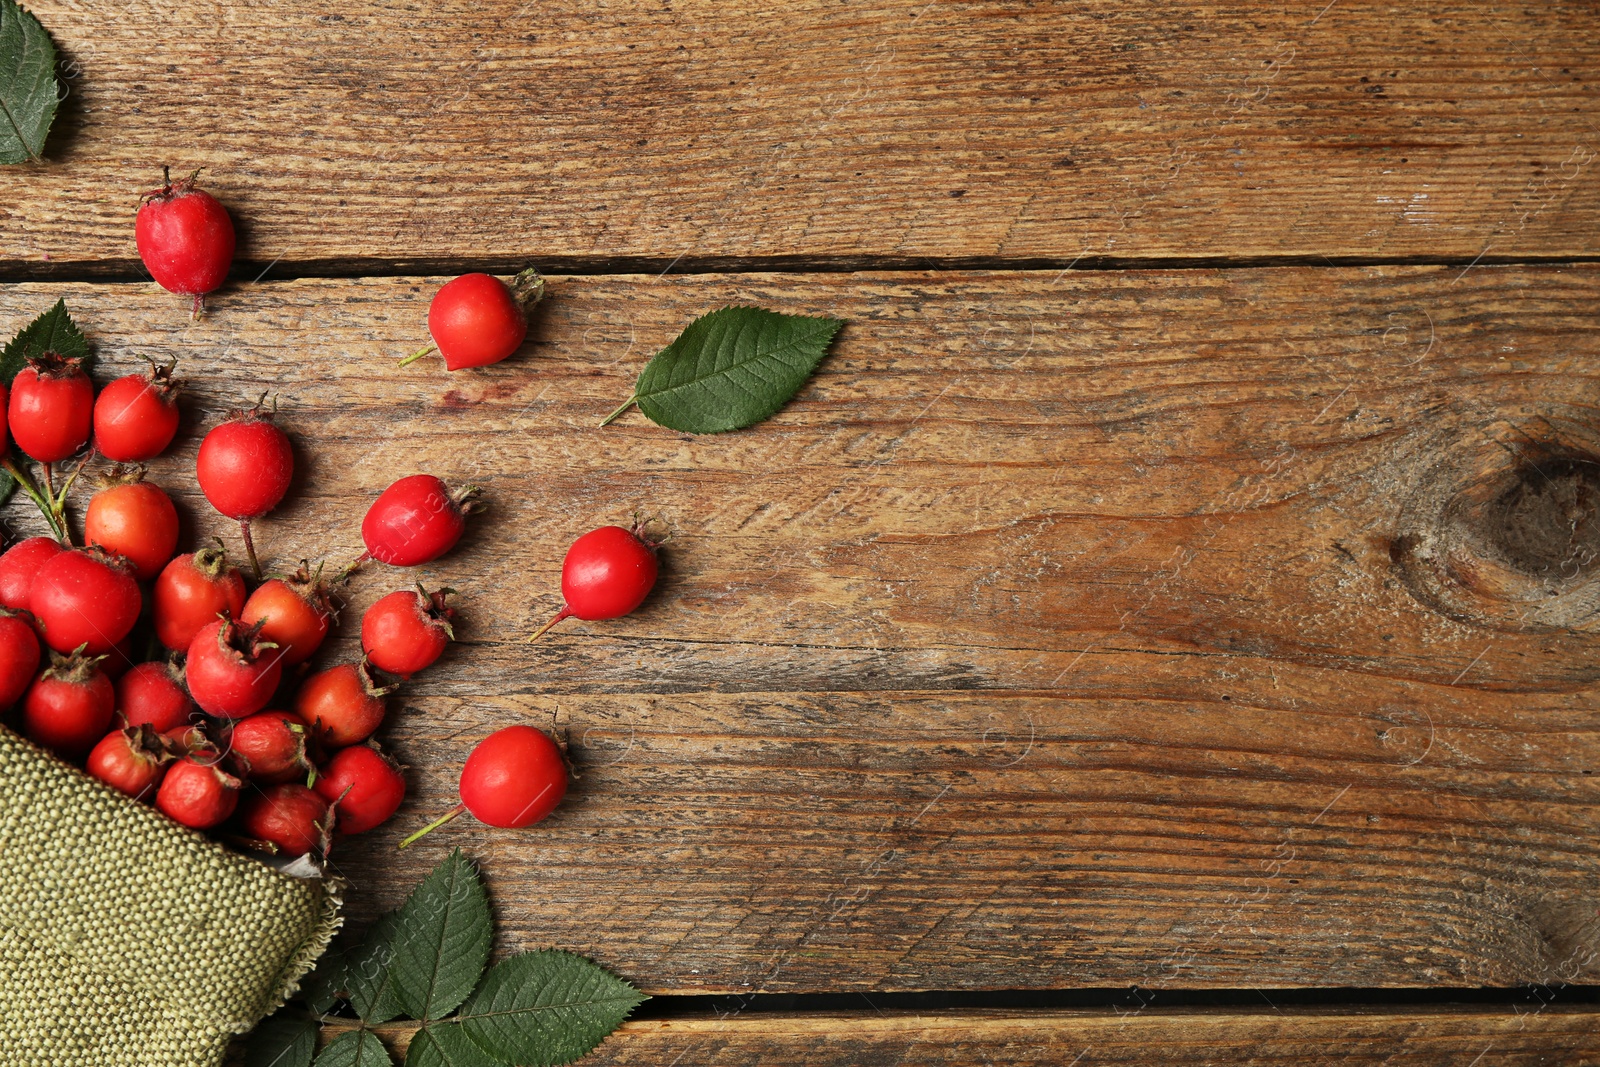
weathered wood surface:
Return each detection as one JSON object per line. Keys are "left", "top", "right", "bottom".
{"left": 0, "top": 267, "right": 1597, "bottom": 994}
{"left": 308, "top": 1008, "right": 1600, "bottom": 1065}
{"left": 3, "top": 1, "right": 1600, "bottom": 272}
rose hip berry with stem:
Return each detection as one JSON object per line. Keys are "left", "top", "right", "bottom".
{"left": 93, "top": 359, "right": 180, "bottom": 462}
{"left": 30, "top": 547, "right": 142, "bottom": 656}
{"left": 153, "top": 543, "right": 248, "bottom": 652}
{"left": 240, "top": 562, "right": 340, "bottom": 667}
{"left": 135, "top": 167, "right": 236, "bottom": 319}
{"left": 295, "top": 659, "right": 395, "bottom": 748}
{"left": 185, "top": 618, "right": 284, "bottom": 720}
{"left": 83, "top": 469, "right": 180, "bottom": 581}
{"left": 10, "top": 353, "right": 94, "bottom": 465}
{"left": 315, "top": 743, "right": 405, "bottom": 835}
{"left": 398, "top": 268, "right": 545, "bottom": 370}
{"left": 224, "top": 709, "right": 313, "bottom": 785}
{"left": 530, "top": 522, "right": 661, "bottom": 641}
{"left": 196, "top": 404, "right": 294, "bottom": 579}
{"left": 359, "top": 474, "right": 478, "bottom": 568}
{"left": 115, "top": 659, "right": 194, "bottom": 733}
{"left": 0, "top": 609, "right": 40, "bottom": 709}
{"left": 87, "top": 724, "right": 170, "bottom": 801}
{"left": 399, "top": 724, "right": 567, "bottom": 849}
{"left": 361, "top": 587, "right": 455, "bottom": 678}
{"left": 23, "top": 648, "right": 116, "bottom": 759}
{"left": 156, "top": 756, "right": 241, "bottom": 829}
{"left": 238, "top": 783, "right": 334, "bottom": 857}
{"left": 0, "top": 536, "right": 63, "bottom": 614}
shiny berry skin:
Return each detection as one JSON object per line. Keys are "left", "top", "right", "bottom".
{"left": 426, "top": 272, "right": 533, "bottom": 371}
{"left": 240, "top": 572, "right": 334, "bottom": 666}
{"left": 361, "top": 588, "right": 454, "bottom": 678}
{"left": 153, "top": 546, "right": 247, "bottom": 652}
{"left": 196, "top": 411, "right": 293, "bottom": 520}
{"left": 115, "top": 660, "right": 194, "bottom": 733}
{"left": 22, "top": 651, "right": 116, "bottom": 758}
{"left": 531, "top": 525, "right": 661, "bottom": 641}
{"left": 295, "top": 661, "right": 393, "bottom": 748}
{"left": 163, "top": 721, "right": 212, "bottom": 758}
{"left": 9, "top": 355, "right": 94, "bottom": 463}
{"left": 87, "top": 725, "right": 168, "bottom": 800}
{"left": 185, "top": 619, "right": 284, "bottom": 720}
{"left": 93, "top": 363, "right": 180, "bottom": 461}
{"left": 460, "top": 725, "right": 567, "bottom": 828}
{"left": 361, "top": 475, "right": 475, "bottom": 567}
{"left": 156, "top": 756, "right": 241, "bottom": 829}
{"left": 30, "top": 548, "right": 142, "bottom": 656}
{"left": 84, "top": 477, "right": 180, "bottom": 581}
{"left": 99, "top": 635, "right": 138, "bottom": 682}
{"left": 0, "top": 609, "right": 40, "bottom": 708}
{"left": 135, "top": 170, "right": 235, "bottom": 308}
{"left": 238, "top": 783, "right": 331, "bottom": 856}
{"left": 0, "top": 536, "right": 63, "bottom": 614}
{"left": 225, "top": 709, "right": 311, "bottom": 784}
{"left": 314, "top": 744, "right": 405, "bottom": 835}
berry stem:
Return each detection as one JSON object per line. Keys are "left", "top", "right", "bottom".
{"left": 240, "top": 519, "right": 263, "bottom": 581}
{"left": 397, "top": 802, "right": 467, "bottom": 850}
{"left": 191, "top": 294, "right": 205, "bottom": 321}
{"left": 3, "top": 458, "right": 68, "bottom": 544}
{"left": 528, "top": 605, "right": 575, "bottom": 643}
{"left": 397, "top": 344, "right": 436, "bottom": 369}
{"left": 598, "top": 396, "right": 638, "bottom": 427}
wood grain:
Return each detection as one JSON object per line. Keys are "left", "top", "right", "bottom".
{"left": 0, "top": 266, "right": 1597, "bottom": 993}
{"left": 3, "top": 1, "right": 1599, "bottom": 272}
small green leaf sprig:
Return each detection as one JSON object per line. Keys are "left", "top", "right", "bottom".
{"left": 0, "top": 299, "right": 97, "bottom": 537}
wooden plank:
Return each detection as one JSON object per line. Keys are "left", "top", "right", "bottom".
{"left": 0, "top": 267, "right": 1597, "bottom": 992}
{"left": 300, "top": 1009, "right": 1600, "bottom": 1065}
{"left": 4, "top": 1, "right": 1599, "bottom": 271}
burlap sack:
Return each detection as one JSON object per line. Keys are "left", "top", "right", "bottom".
{"left": 0, "top": 727, "right": 341, "bottom": 1066}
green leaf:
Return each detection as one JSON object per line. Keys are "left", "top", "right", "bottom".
{"left": 1, "top": 299, "right": 92, "bottom": 385}
{"left": 403, "top": 1025, "right": 503, "bottom": 1067}
{"left": 456, "top": 950, "right": 647, "bottom": 1067}
{"left": 245, "top": 1014, "right": 318, "bottom": 1067}
{"left": 313, "top": 1030, "right": 394, "bottom": 1067}
{"left": 387, "top": 848, "right": 492, "bottom": 1021}
{"left": 300, "top": 944, "right": 349, "bottom": 1015}
{"left": 345, "top": 912, "right": 404, "bottom": 1025}
{"left": 0, "top": 0, "right": 57, "bottom": 164}
{"left": 613, "top": 306, "right": 842, "bottom": 434}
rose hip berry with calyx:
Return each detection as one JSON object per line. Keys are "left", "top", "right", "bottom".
{"left": 196, "top": 405, "right": 293, "bottom": 579}
{"left": 93, "top": 360, "right": 180, "bottom": 462}
{"left": 0, "top": 536, "right": 63, "bottom": 615}
{"left": 23, "top": 648, "right": 116, "bottom": 758}
{"left": 359, "top": 474, "right": 477, "bottom": 568}
{"left": 87, "top": 724, "right": 170, "bottom": 800}
{"left": 115, "top": 659, "right": 194, "bottom": 733}
{"left": 84, "top": 469, "right": 180, "bottom": 581}
{"left": 30, "top": 547, "right": 142, "bottom": 656}
{"left": 238, "top": 783, "right": 333, "bottom": 857}
{"left": 398, "top": 268, "right": 544, "bottom": 371}
{"left": 314, "top": 743, "right": 405, "bottom": 835}
{"left": 156, "top": 756, "right": 241, "bottom": 829}
{"left": 361, "top": 587, "right": 455, "bottom": 678}
{"left": 9, "top": 352, "right": 94, "bottom": 464}
{"left": 225, "top": 709, "right": 313, "bottom": 785}
{"left": 185, "top": 618, "right": 283, "bottom": 720}
{"left": 135, "top": 168, "right": 235, "bottom": 319}
{"left": 530, "top": 523, "right": 661, "bottom": 641}
{"left": 296, "top": 659, "right": 394, "bottom": 748}
{"left": 398, "top": 724, "right": 567, "bottom": 848}
{"left": 0, "top": 609, "right": 40, "bottom": 709}
{"left": 240, "top": 563, "right": 339, "bottom": 666}
{"left": 153, "top": 544, "right": 247, "bottom": 652}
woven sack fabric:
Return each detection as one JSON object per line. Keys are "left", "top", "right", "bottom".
{"left": 0, "top": 727, "right": 342, "bottom": 1066}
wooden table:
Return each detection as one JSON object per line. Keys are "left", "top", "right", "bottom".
{"left": 4, "top": 1, "right": 1598, "bottom": 1062}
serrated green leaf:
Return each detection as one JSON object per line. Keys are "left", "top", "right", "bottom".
{"left": 456, "top": 950, "right": 646, "bottom": 1067}
{"left": 300, "top": 944, "right": 350, "bottom": 1014}
{"left": 313, "top": 1030, "right": 394, "bottom": 1067}
{"left": 404, "top": 1025, "right": 504, "bottom": 1067}
{"left": 618, "top": 306, "right": 842, "bottom": 434}
{"left": 0, "top": 0, "right": 58, "bottom": 164}
{"left": 1, "top": 299, "right": 92, "bottom": 385}
{"left": 388, "top": 848, "right": 492, "bottom": 1021}
{"left": 245, "top": 1014, "right": 318, "bottom": 1067}
{"left": 0, "top": 472, "right": 15, "bottom": 506}
{"left": 346, "top": 912, "right": 404, "bottom": 1025}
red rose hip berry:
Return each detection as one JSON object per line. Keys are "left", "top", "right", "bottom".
{"left": 240, "top": 565, "right": 338, "bottom": 667}
{"left": 399, "top": 268, "right": 544, "bottom": 371}
{"left": 530, "top": 523, "right": 661, "bottom": 640}
{"left": 225, "top": 709, "right": 312, "bottom": 784}
{"left": 0, "top": 536, "right": 64, "bottom": 614}
{"left": 185, "top": 619, "right": 284, "bottom": 720}
{"left": 238, "top": 783, "right": 333, "bottom": 857}
{"left": 156, "top": 756, "right": 241, "bottom": 829}
{"left": 295, "top": 660, "right": 394, "bottom": 748}
{"left": 314, "top": 744, "right": 406, "bottom": 835}
{"left": 135, "top": 168, "right": 236, "bottom": 318}
{"left": 93, "top": 360, "right": 181, "bottom": 461}
{"left": 196, "top": 406, "right": 293, "bottom": 578}
{"left": 0, "top": 609, "right": 40, "bottom": 708}
{"left": 399, "top": 724, "right": 567, "bottom": 848}
{"left": 153, "top": 545, "right": 248, "bottom": 652}
{"left": 115, "top": 660, "right": 194, "bottom": 733}
{"left": 361, "top": 587, "right": 455, "bottom": 677}
{"left": 84, "top": 473, "right": 180, "bottom": 581}
{"left": 87, "top": 724, "right": 170, "bottom": 800}
{"left": 22, "top": 649, "right": 116, "bottom": 758}
{"left": 9, "top": 353, "right": 94, "bottom": 463}
{"left": 360, "top": 475, "right": 477, "bottom": 567}
{"left": 30, "top": 547, "right": 142, "bottom": 656}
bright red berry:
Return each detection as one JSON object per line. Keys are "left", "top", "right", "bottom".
{"left": 30, "top": 547, "right": 142, "bottom": 656}
{"left": 237, "top": 783, "right": 332, "bottom": 857}
{"left": 196, "top": 408, "right": 294, "bottom": 521}
{"left": 295, "top": 660, "right": 394, "bottom": 748}
{"left": 361, "top": 587, "right": 455, "bottom": 678}
{"left": 224, "top": 709, "right": 312, "bottom": 784}
{"left": 135, "top": 169, "right": 235, "bottom": 317}
{"left": 115, "top": 660, "right": 194, "bottom": 733}
{"left": 314, "top": 744, "right": 405, "bottom": 835}
{"left": 93, "top": 361, "right": 180, "bottom": 461}
{"left": 185, "top": 619, "right": 284, "bottom": 720}
{"left": 84, "top": 474, "right": 180, "bottom": 582}
{"left": 87, "top": 724, "right": 169, "bottom": 801}
{"left": 531, "top": 524, "right": 661, "bottom": 640}
{"left": 163, "top": 721, "right": 213, "bottom": 759}
{"left": 399, "top": 724, "right": 567, "bottom": 848}
{"left": 240, "top": 566, "right": 337, "bottom": 667}
{"left": 360, "top": 475, "right": 476, "bottom": 567}
{"left": 401, "top": 269, "right": 543, "bottom": 371}
{"left": 0, "top": 609, "right": 40, "bottom": 708}
{"left": 156, "top": 756, "right": 241, "bottom": 828}
{"left": 153, "top": 545, "right": 247, "bottom": 652}
{"left": 9, "top": 354, "right": 93, "bottom": 463}
{"left": 0, "top": 536, "right": 63, "bottom": 614}
{"left": 22, "top": 649, "right": 116, "bottom": 758}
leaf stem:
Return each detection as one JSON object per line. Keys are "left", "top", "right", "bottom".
{"left": 598, "top": 397, "right": 637, "bottom": 427}
{"left": 398, "top": 802, "right": 468, "bottom": 850}
{"left": 3, "top": 458, "right": 66, "bottom": 544}
{"left": 397, "top": 344, "right": 436, "bottom": 369}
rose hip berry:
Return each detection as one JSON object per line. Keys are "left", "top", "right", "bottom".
{"left": 163, "top": 721, "right": 213, "bottom": 759}
{"left": 240, "top": 565, "right": 337, "bottom": 666}
{"left": 0, "top": 536, "right": 63, "bottom": 614}
{"left": 156, "top": 756, "right": 241, "bottom": 829}
{"left": 314, "top": 744, "right": 405, "bottom": 835}
{"left": 399, "top": 268, "right": 544, "bottom": 371}
{"left": 360, "top": 475, "right": 477, "bottom": 567}
{"left": 84, "top": 472, "right": 180, "bottom": 581}
{"left": 135, "top": 168, "right": 236, "bottom": 318}
{"left": 93, "top": 360, "right": 181, "bottom": 462}
{"left": 530, "top": 523, "right": 661, "bottom": 641}
{"left": 87, "top": 724, "right": 169, "bottom": 800}
{"left": 154, "top": 544, "right": 247, "bottom": 651}
{"left": 225, "top": 709, "right": 312, "bottom": 784}
{"left": 361, "top": 587, "right": 455, "bottom": 678}
{"left": 9, "top": 353, "right": 94, "bottom": 464}
{"left": 399, "top": 724, "right": 567, "bottom": 848}
{"left": 0, "top": 608, "right": 40, "bottom": 708}
{"left": 185, "top": 619, "right": 284, "bottom": 720}
{"left": 115, "top": 659, "right": 194, "bottom": 733}
{"left": 196, "top": 406, "right": 293, "bottom": 578}
{"left": 295, "top": 660, "right": 394, "bottom": 748}
{"left": 30, "top": 547, "right": 142, "bottom": 656}
{"left": 22, "top": 649, "right": 116, "bottom": 758}
{"left": 238, "top": 783, "right": 333, "bottom": 857}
